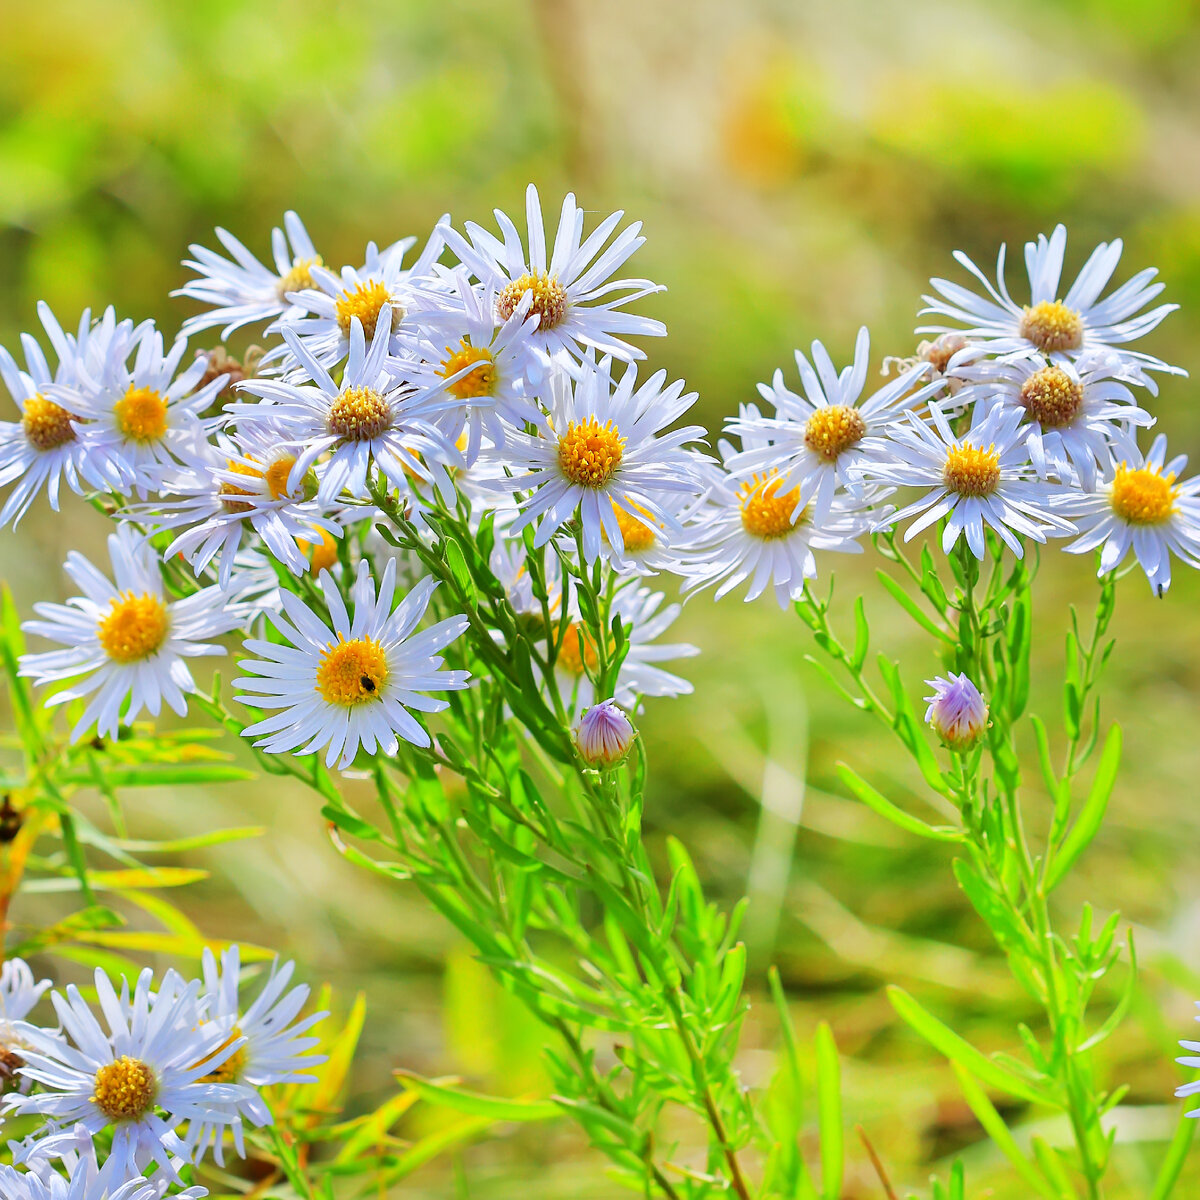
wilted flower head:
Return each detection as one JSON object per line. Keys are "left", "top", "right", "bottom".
{"left": 924, "top": 673, "right": 988, "bottom": 750}
{"left": 573, "top": 700, "right": 636, "bottom": 767}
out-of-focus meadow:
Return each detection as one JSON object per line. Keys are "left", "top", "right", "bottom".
{"left": 4, "top": 0, "right": 1200, "bottom": 1194}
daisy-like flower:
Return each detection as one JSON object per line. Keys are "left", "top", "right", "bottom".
{"left": 498, "top": 357, "right": 707, "bottom": 561}
{"left": 924, "top": 673, "right": 988, "bottom": 750}
{"left": 64, "top": 322, "right": 226, "bottom": 498}
{"left": 185, "top": 946, "right": 326, "bottom": 1165}
{"left": 19, "top": 524, "right": 238, "bottom": 740}
{"left": 550, "top": 584, "right": 697, "bottom": 714}
{"left": 919, "top": 224, "right": 1182, "bottom": 374}
{"left": 0, "top": 305, "right": 130, "bottom": 527}
{"left": 142, "top": 427, "right": 339, "bottom": 588}
{"left": 957, "top": 351, "right": 1154, "bottom": 489}
{"left": 5, "top": 968, "right": 252, "bottom": 1184}
{"left": 866, "top": 403, "right": 1076, "bottom": 558}
{"left": 1061, "top": 433, "right": 1200, "bottom": 595}
{"left": 403, "top": 270, "right": 543, "bottom": 463}
{"left": 0, "top": 958, "right": 52, "bottom": 1088}
{"left": 235, "top": 313, "right": 461, "bottom": 507}
{"left": 725, "top": 327, "right": 944, "bottom": 520}
{"left": 682, "top": 440, "right": 877, "bottom": 606}
{"left": 0, "top": 1142, "right": 207, "bottom": 1200}
{"left": 438, "top": 184, "right": 666, "bottom": 363}
{"left": 270, "top": 226, "right": 446, "bottom": 370}
{"left": 175, "top": 211, "right": 322, "bottom": 339}
{"left": 234, "top": 559, "right": 469, "bottom": 768}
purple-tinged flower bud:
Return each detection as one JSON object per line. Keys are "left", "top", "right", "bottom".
{"left": 924, "top": 673, "right": 988, "bottom": 750}
{"left": 573, "top": 700, "right": 636, "bottom": 768}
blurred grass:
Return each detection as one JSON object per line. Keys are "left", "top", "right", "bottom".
{"left": 5, "top": 0, "right": 1200, "bottom": 1194}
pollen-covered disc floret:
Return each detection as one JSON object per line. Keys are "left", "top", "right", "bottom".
{"left": 19, "top": 524, "right": 239, "bottom": 740}
{"left": 21, "top": 396, "right": 77, "bottom": 451}
{"left": 328, "top": 386, "right": 393, "bottom": 441}
{"left": 496, "top": 271, "right": 568, "bottom": 330}
{"left": 920, "top": 223, "right": 1182, "bottom": 375}
{"left": 1018, "top": 301, "right": 1083, "bottom": 354}
{"left": 1108, "top": 463, "right": 1176, "bottom": 525}
{"left": 334, "top": 280, "right": 395, "bottom": 341}
{"left": 942, "top": 443, "right": 1000, "bottom": 497}
{"left": 557, "top": 416, "right": 626, "bottom": 487}
{"left": 234, "top": 560, "right": 470, "bottom": 769}
{"left": 739, "top": 473, "right": 806, "bottom": 539}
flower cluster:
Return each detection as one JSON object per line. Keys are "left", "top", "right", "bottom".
{"left": 0, "top": 949, "right": 321, "bottom": 1195}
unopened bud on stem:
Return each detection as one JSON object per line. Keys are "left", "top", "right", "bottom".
{"left": 574, "top": 700, "right": 636, "bottom": 768}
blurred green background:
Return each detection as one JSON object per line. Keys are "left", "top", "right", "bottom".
{"left": 5, "top": 0, "right": 1200, "bottom": 1194}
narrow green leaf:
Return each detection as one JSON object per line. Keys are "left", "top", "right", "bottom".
{"left": 950, "top": 1062, "right": 1057, "bottom": 1199}
{"left": 1045, "top": 724, "right": 1122, "bottom": 892}
{"left": 395, "top": 1070, "right": 561, "bottom": 1122}
{"left": 876, "top": 571, "right": 952, "bottom": 642}
{"left": 1150, "top": 1105, "right": 1198, "bottom": 1200}
{"left": 815, "top": 1021, "right": 843, "bottom": 1200}
{"left": 888, "top": 987, "right": 1051, "bottom": 1105}
{"left": 836, "top": 764, "right": 963, "bottom": 843}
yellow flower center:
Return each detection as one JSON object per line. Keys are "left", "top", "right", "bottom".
{"left": 1109, "top": 463, "right": 1176, "bottom": 525}
{"left": 328, "top": 386, "right": 392, "bottom": 441}
{"left": 199, "top": 1027, "right": 248, "bottom": 1084}
{"left": 439, "top": 340, "right": 497, "bottom": 400}
{"left": 21, "top": 395, "right": 77, "bottom": 451}
{"left": 496, "top": 271, "right": 568, "bottom": 330}
{"left": 1019, "top": 366, "right": 1083, "bottom": 429}
{"left": 609, "top": 502, "right": 658, "bottom": 553}
{"left": 265, "top": 455, "right": 300, "bottom": 500}
{"left": 739, "top": 473, "right": 806, "bottom": 539}
{"left": 557, "top": 417, "right": 625, "bottom": 488}
{"left": 943, "top": 443, "right": 1000, "bottom": 497}
{"left": 304, "top": 528, "right": 339, "bottom": 575}
{"left": 557, "top": 623, "right": 601, "bottom": 676}
{"left": 316, "top": 637, "right": 389, "bottom": 706}
{"left": 114, "top": 386, "right": 168, "bottom": 444}
{"left": 335, "top": 280, "right": 396, "bottom": 340}
{"left": 219, "top": 459, "right": 261, "bottom": 514}
{"left": 275, "top": 256, "right": 323, "bottom": 301}
{"left": 92, "top": 1056, "right": 157, "bottom": 1122}
{"left": 97, "top": 592, "right": 169, "bottom": 663}
{"left": 1018, "top": 300, "right": 1083, "bottom": 353}
{"left": 803, "top": 405, "right": 867, "bottom": 463}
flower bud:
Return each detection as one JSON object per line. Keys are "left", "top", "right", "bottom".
{"left": 573, "top": 700, "right": 635, "bottom": 768}
{"left": 924, "top": 673, "right": 988, "bottom": 750}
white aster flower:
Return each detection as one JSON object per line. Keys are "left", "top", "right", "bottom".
{"left": 867, "top": 403, "right": 1076, "bottom": 558}
{"left": 235, "top": 313, "right": 461, "bottom": 506}
{"left": 725, "top": 327, "right": 944, "bottom": 521}
{"left": 401, "top": 269, "right": 543, "bottom": 463}
{"left": 682, "top": 458, "right": 876, "bottom": 607}
{"left": 63, "top": 323, "right": 226, "bottom": 498}
{"left": 0, "top": 305, "right": 131, "bottom": 527}
{"left": 5, "top": 968, "right": 252, "bottom": 1184}
{"left": 1061, "top": 433, "right": 1200, "bottom": 595}
{"left": 234, "top": 559, "right": 469, "bottom": 768}
{"left": 957, "top": 351, "right": 1154, "bottom": 489}
{"left": 919, "top": 224, "right": 1182, "bottom": 375}
{"left": 141, "top": 427, "right": 339, "bottom": 588}
{"left": 175, "top": 211, "right": 321, "bottom": 338}
{"left": 19, "top": 524, "right": 238, "bottom": 740}
{"left": 185, "top": 945, "right": 326, "bottom": 1166}
{"left": 270, "top": 227, "right": 445, "bottom": 370}
{"left": 438, "top": 184, "right": 666, "bottom": 364}
{"left": 0, "top": 1142, "right": 206, "bottom": 1200}
{"left": 551, "top": 584, "right": 697, "bottom": 715}
{"left": 498, "top": 358, "right": 707, "bottom": 561}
